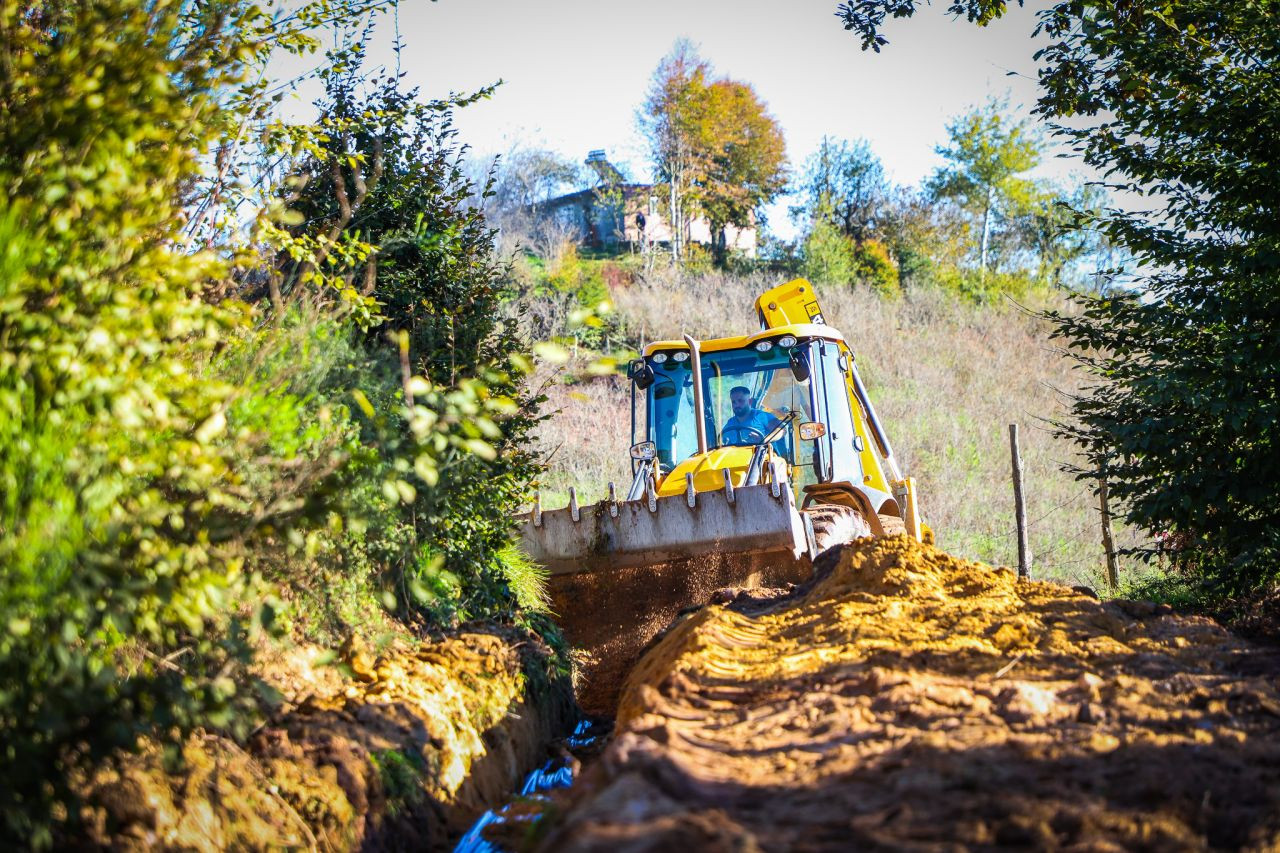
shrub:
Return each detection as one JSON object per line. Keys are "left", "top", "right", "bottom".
{"left": 210, "top": 306, "right": 408, "bottom": 643}
{"left": 547, "top": 246, "right": 611, "bottom": 311}
{"left": 0, "top": 1, "right": 283, "bottom": 839}
{"left": 279, "top": 56, "right": 547, "bottom": 628}
{"left": 801, "top": 218, "right": 860, "bottom": 286}
{"left": 853, "top": 239, "right": 900, "bottom": 295}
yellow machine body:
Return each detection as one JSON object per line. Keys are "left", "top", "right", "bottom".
{"left": 642, "top": 280, "right": 921, "bottom": 537}
{"left": 518, "top": 279, "right": 925, "bottom": 713}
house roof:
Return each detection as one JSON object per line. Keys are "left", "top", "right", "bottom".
{"left": 541, "top": 184, "right": 655, "bottom": 209}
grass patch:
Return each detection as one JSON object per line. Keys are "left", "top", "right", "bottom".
{"left": 497, "top": 544, "right": 551, "bottom": 613}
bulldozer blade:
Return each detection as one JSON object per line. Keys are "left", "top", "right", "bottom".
{"left": 518, "top": 482, "right": 810, "bottom": 576}
{"left": 518, "top": 484, "right": 816, "bottom": 715}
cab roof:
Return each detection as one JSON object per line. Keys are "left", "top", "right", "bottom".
{"left": 642, "top": 323, "right": 845, "bottom": 357}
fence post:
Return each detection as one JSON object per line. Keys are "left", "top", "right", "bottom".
{"left": 1099, "top": 465, "right": 1119, "bottom": 590}
{"left": 1009, "top": 424, "right": 1031, "bottom": 580}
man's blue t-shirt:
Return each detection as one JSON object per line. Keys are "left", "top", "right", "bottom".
{"left": 721, "top": 408, "right": 781, "bottom": 444}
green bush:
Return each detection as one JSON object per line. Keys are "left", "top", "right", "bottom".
{"left": 801, "top": 218, "right": 860, "bottom": 286}
{"left": 547, "top": 246, "right": 611, "bottom": 310}
{"left": 0, "top": 1, "right": 282, "bottom": 839}
{"left": 853, "top": 239, "right": 900, "bottom": 295}
{"left": 279, "top": 55, "right": 547, "bottom": 628}
{"left": 210, "top": 307, "right": 407, "bottom": 643}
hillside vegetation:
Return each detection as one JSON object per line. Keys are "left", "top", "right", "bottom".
{"left": 0, "top": 3, "right": 557, "bottom": 842}
{"left": 528, "top": 268, "right": 1147, "bottom": 589}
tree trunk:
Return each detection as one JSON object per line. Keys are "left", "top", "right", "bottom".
{"left": 979, "top": 186, "right": 992, "bottom": 285}
{"left": 669, "top": 162, "right": 681, "bottom": 264}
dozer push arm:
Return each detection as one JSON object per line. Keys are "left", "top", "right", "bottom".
{"left": 848, "top": 357, "right": 903, "bottom": 483}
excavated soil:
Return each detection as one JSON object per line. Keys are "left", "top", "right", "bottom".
{"left": 536, "top": 536, "right": 1280, "bottom": 851}
{"left": 78, "top": 631, "right": 574, "bottom": 851}
{"left": 550, "top": 551, "right": 811, "bottom": 717}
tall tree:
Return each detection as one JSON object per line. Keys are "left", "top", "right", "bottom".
{"left": 926, "top": 101, "right": 1040, "bottom": 283}
{"left": 840, "top": 0, "right": 1280, "bottom": 603}
{"left": 794, "top": 136, "right": 887, "bottom": 242}
{"left": 639, "top": 40, "right": 711, "bottom": 263}
{"left": 640, "top": 42, "right": 786, "bottom": 264}
{"left": 693, "top": 78, "right": 787, "bottom": 261}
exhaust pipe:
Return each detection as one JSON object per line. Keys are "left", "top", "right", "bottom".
{"left": 684, "top": 334, "right": 709, "bottom": 457}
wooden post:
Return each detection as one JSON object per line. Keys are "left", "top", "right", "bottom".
{"left": 1009, "top": 424, "right": 1031, "bottom": 580}
{"left": 1099, "top": 466, "right": 1119, "bottom": 590}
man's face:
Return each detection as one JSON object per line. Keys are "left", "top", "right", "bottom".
{"left": 730, "top": 390, "right": 751, "bottom": 417}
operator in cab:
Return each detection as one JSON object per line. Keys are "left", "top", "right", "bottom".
{"left": 722, "top": 385, "right": 780, "bottom": 445}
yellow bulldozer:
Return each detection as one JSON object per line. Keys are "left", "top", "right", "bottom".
{"left": 520, "top": 280, "right": 925, "bottom": 712}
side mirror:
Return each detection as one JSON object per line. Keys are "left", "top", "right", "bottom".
{"left": 799, "top": 422, "right": 827, "bottom": 441}
{"left": 789, "top": 348, "right": 811, "bottom": 383}
{"left": 630, "top": 440, "right": 657, "bottom": 460}
{"left": 628, "top": 359, "right": 655, "bottom": 390}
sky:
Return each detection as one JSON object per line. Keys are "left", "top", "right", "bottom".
{"left": 284, "top": 0, "right": 1084, "bottom": 239}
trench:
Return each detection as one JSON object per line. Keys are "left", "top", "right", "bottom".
{"left": 461, "top": 534, "right": 1280, "bottom": 849}
{"left": 449, "top": 549, "right": 811, "bottom": 849}
{"left": 453, "top": 716, "right": 613, "bottom": 852}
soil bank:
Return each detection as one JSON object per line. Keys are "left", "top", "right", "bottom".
{"left": 537, "top": 536, "right": 1280, "bottom": 850}
{"left": 79, "top": 630, "right": 575, "bottom": 850}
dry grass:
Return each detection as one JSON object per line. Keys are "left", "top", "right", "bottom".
{"left": 528, "top": 269, "right": 1148, "bottom": 590}
{"left": 530, "top": 373, "right": 634, "bottom": 508}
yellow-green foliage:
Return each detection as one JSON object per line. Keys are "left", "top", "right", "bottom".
{"left": 0, "top": 2, "right": 546, "bottom": 844}
{"left": 0, "top": 1, "right": 269, "bottom": 840}
{"left": 801, "top": 218, "right": 860, "bottom": 287}
{"left": 494, "top": 544, "right": 550, "bottom": 613}
{"left": 854, "top": 239, "right": 899, "bottom": 295}
{"left": 547, "top": 246, "right": 610, "bottom": 309}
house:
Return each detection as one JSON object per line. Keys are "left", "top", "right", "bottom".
{"left": 538, "top": 151, "right": 757, "bottom": 257}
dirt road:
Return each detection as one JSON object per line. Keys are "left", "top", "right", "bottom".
{"left": 537, "top": 536, "right": 1280, "bottom": 850}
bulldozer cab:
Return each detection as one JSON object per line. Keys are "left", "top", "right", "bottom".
{"left": 631, "top": 331, "right": 871, "bottom": 501}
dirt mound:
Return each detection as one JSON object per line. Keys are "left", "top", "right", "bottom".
{"left": 538, "top": 536, "right": 1280, "bottom": 851}
{"left": 79, "top": 631, "right": 574, "bottom": 850}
